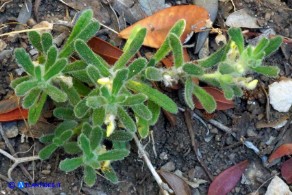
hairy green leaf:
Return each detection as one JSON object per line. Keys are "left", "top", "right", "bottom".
{"left": 131, "top": 104, "right": 152, "bottom": 121}
{"left": 84, "top": 166, "right": 97, "bottom": 187}
{"left": 82, "top": 122, "right": 92, "bottom": 138}
{"left": 112, "top": 69, "right": 129, "bottom": 95}
{"left": 103, "top": 166, "right": 118, "bottom": 184}
{"left": 107, "top": 131, "right": 133, "bottom": 142}
{"left": 28, "top": 92, "right": 47, "bottom": 125}
{"left": 74, "top": 98, "right": 90, "bottom": 118}
{"left": 59, "top": 81, "right": 81, "bottom": 106}
{"left": 92, "top": 107, "right": 105, "bottom": 126}
{"left": 45, "top": 46, "right": 58, "bottom": 71}
{"left": 220, "top": 83, "right": 234, "bottom": 100}
{"left": 90, "top": 126, "right": 103, "bottom": 150}
{"left": 126, "top": 80, "right": 178, "bottom": 113}
{"left": 232, "top": 85, "right": 243, "bottom": 97}
{"left": 14, "top": 48, "right": 35, "bottom": 76}
{"left": 218, "top": 63, "right": 235, "bottom": 74}
{"left": 147, "top": 100, "right": 161, "bottom": 126}
{"left": 117, "top": 106, "right": 136, "bottom": 133}
{"left": 145, "top": 67, "right": 163, "bottom": 81}
{"left": 15, "top": 80, "right": 38, "bottom": 96}
{"left": 193, "top": 84, "right": 216, "bottom": 113}
{"left": 63, "top": 142, "right": 82, "bottom": 154}
{"left": 183, "top": 63, "right": 204, "bottom": 76}
{"left": 55, "top": 120, "right": 78, "bottom": 137}
{"left": 86, "top": 96, "right": 107, "bottom": 109}
{"left": 114, "top": 28, "right": 146, "bottom": 70}
{"left": 184, "top": 77, "right": 194, "bottom": 109}
{"left": 68, "top": 69, "right": 93, "bottom": 84}
{"left": 250, "top": 65, "right": 280, "bottom": 77}
{"left": 22, "top": 88, "right": 41, "bottom": 109}
{"left": 44, "top": 58, "right": 67, "bottom": 80}
{"left": 120, "top": 94, "right": 147, "bottom": 106}
{"left": 228, "top": 28, "right": 244, "bottom": 53}
{"left": 86, "top": 65, "right": 101, "bottom": 84}
{"left": 10, "top": 76, "right": 30, "bottom": 89}
{"left": 73, "top": 79, "right": 91, "bottom": 96}
{"left": 254, "top": 37, "right": 269, "bottom": 55}
{"left": 34, "top": 66, "right": 42, "bottom": 81}
{"left": 264, "top": 36, "right": 282, "bottom": 57}
{"left": 127, "top": 58, "right": 147, "bottom": 79}
{"left": 74, "top": 39, "right": 110, "bottom": 77}
{"left": 39, "top": 143, "right": 58, "bottom": 160}
{"left": 137, "top": 117, "right": 149, "bottom": 138}
{"left": 63, "top": 60, "right": 87, "bottom": 73}
{"left": 169, "top": 33, "right": 183, "bottom": 68}
{"left": 59, "top": 157, "right": 83, "bottom": 172}
{"left": 53, "top": 107, "right": 75, "bottom": 120}
{"left": 41, "top": 33, "right": 53, "bottom": 53}
{"left": 98, "top": 149, "right": 130, "bottom": 161}
{"left": 28, "top": 31, "right": 42, "bottom": 52}
{"left": 57, "top": 130, "right": 73, "bottom": 145}
{"left": 79, "top": 133, "right": 92, "bottom": 157}
{"left": 39, "top": 134, "right": 54, "bottom": 144}
{"left": 44, "top": 84, "right": 67, "bottom": 102}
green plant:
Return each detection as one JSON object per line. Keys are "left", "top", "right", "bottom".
{"left": 11, "top": 9, "right": 282, "bottom": 187}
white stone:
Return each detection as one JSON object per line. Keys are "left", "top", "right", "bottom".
{"left": 269, "top": 79, "right": 292, "bottom": 112}
{"left": 265, "top": 176, "right": 292, "bottom": 195}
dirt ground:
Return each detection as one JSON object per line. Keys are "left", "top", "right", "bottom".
{"left": 0, "top": 0, "right": 292, "bottom": 194}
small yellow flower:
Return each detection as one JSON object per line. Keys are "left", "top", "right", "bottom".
{"left": 245, "top": 79, "right": 258, "bottom": 90}
{"left": 97, "top": 77, "right": 113, "bottom": 91}
{"left": 105, "top": 114, "right": 115, "bottom": 137}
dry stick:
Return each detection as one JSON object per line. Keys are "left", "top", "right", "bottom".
{"left": 184, "top": 108, "right": 214, "bottom": 181}
{"left": 133, "top": 134, "right": 173, "bottom": 195}
{"left": 260, "top": 83, "right": 270, "bottom": 122}
{"left": 0, "top": 123, "right": 36, "bottom": 182}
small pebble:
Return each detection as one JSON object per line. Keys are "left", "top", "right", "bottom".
{"left": 159, "top": 152, "right": 168, "bottom": 160}
{"left": 161, "top": 161, "right": 175, "bottom": 172}
{"left": 2, "top": 122, "right": 19, "bottom": 138}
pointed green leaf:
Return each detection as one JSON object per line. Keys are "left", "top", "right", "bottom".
{"left": 10, "top": 76, "right": 30, "bottom": 89}
{"left": 45, "top": 46, "right": 58, "bottom": 71}
{"left": 44, "top": 58, "right": 67, "bottom": 80}
{"left": 193, "top": 84, "right": 216, "bottom": 113}
{"left": 117, "top": 106, "right": 136, "bottom": 133}
{"left": 120, "top": 94, "right": 147, "bottom": 106}
{"left": 264, "top": 36, "right": 282, "bottom": 56}
{"left": 220, "top": 83, "right": 234, "bottom": 100}
{"left": 68, "top": 69, "right": 93, "bottom": 84}
{"left": 92, "top": 107, "right": 105, "bottom": 126}
{"left": 74, "top": 98, "right": 90, "bottom": 118}
{"left": 53, "top": 107, "right": 75, "bottom": 120}
{"left": 59, "top": 157, "right": 83, "bottom": 172}
{"left": 127, "top": 58, "right": 147, "bottom": 79}
{"left": 28, "top": 31, "right": 42, "bottom": 52}
{"left": 28, "top": 92, "right": 47, "bottom": 125}
{"left": 59, "top": 20, "right": 100, "bottom": 58}
{"left": 39, "top": 134, "right": 54, "bottom": 144}
{"left": 57, "top": 130, "right": 73, "bottom": 145}
{"left": 169, "top": 33, "right": 183, "bottom": 68}
{"left": 39, "top": 143, "right": 58, "bottom": 160}
{"left": 147, "top": 100, "right": 161, "bottom": 126}
{"left": 86, "top": 96, "right": 107, "bottom": 109}
{"left": 184, "top": 77, "right": 194, "bottom": 109}
{"left": 114, "top": 28, "right": 146, "bottom": 70}
{"left": 59, "top": 81, "right": 81, "bottom": 106}
{"left": 107, "top": 131, "right": 133, "bottom": 142}
{"left": 41, "top": 33, "right": 53, "bottom": 53}
{"left": 112, "top": 69, "right": 128, "bottom": 95}
{"left": 145, "top": 67, "right": 163, "bottom": 81}
{"left": 63, "top": 60, "right": 87, "bottom": 73}
{"left": 74, "top": 39, "right": 110, "bottom": 77}
{"left": 197, "top": 42, "right": 231, "bottom": 68}
{"left": 63, "top": 142, "right": 82, "bottom": 154}
{"left": 15, "top": 80, "right": 38, "bottom": 96}
{"left": 98, "top": 149, "right": 130, "bottom": 161}
{"left": 254, "top": 37, "right": 269, "bottom": 55}
{"left": 103, "top": 166, "right": 118, "bottom": 184}
{"left": 153, "top": 19, "right": 186, "bottom": 64}
{"left": 78, "top": 133, "right": 92, "bottom": 157}
{"left": 34, "top": 66, "right": 42, "bottom": 81}
{"left": 183, "top": 63, "right": 204, "bottom": 76}
{"left": 90, "top": 126, "right": 103, "bottom": 150}
{"left": 228, "top": 28, "right": 244, "bottom": 53}
{"left": 84, "top": 166, "right": 97, "bottom": 187}
{"left": 137, "top": 117, "right": 149, "bottom": 138}
{"left": 55, "top": 120, "right": 78, "bottom": 137}
{"left": 126, "top": 80, "right": 178, "bottom": 113}
{"left": 250, "top": 65, "right": 279, "bottom": 77}
{"left": 14, "top": 48, "right": 35, "bottom": 76}
{"left": 44, "top": 84, "right": 67, "bottom": 102}
{"left": 22, "top": 88, "right": 41, "bottom": 108}
{"left": 86, "top": 65, "right": 101, "bottom": 84}
{"left": 131, "top": 104, "right": 152, "bottom": 121}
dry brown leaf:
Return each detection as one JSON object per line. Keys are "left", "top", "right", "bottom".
{"left": 119, "top": 5, "right": 210, "bottom": 48}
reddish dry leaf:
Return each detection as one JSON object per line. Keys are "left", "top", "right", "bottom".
{"left": 193, "top": 86, "right": 234, "bottom": 110}
{"left": 281, "top": 158, "right": 292, "bottom": 184}
{"left": 0, "top": 108, "right": 28, "bottom": 122}
{"left": 269, "top": 144, "right": 292, "bottom": 162}
{"left": 119, "top": 5, "right": 210, "bottom": 48}
{"left": 158, "top": 170, "right": 191, "bottom": 195}
{"left": 208, "top": 160, "right": 249, "bottom": 195}
{"left": 0, "top": 96, "right": 20, "bottom": 114}
{"left": 87, "top": 37, "right": 123, "bottom": 65}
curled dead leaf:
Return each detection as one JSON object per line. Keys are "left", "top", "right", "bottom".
{"left": 269, "top": 143, "right": 292, "bottom": 162}
{"left": 119, "top": 5, "right": 210, "bottom": 48}
{"left": 0, "top": 108, "right": 28, "bottom": 122}
{"left": 193, "top": 87, "right": 234, "bottom": 110}
{"left": 281, "top": 158, "right": 292, "bottom": 184}
{"left": 208, "top": 160, "right": 249, "bottom": 195}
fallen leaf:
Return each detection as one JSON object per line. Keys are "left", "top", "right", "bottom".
{"left": 87, "top": 37, "right": 123, "bottom": 65}
{"left": 193, "top": 87, "right": 234, "bottom": 110}
{"left": 158, "top": 170, "right": 192, "bottom": 195}
{"left": 0, "top": 108, "right": 28, "bottom": 122}
{"left": 269, "top": 143, "right": 292, "bottom": 162}
{"left": 225, "top": 9, "right": 260, "bottom": 29}
{"left": 119, "top": 5, "right": 210, "bottom": 48}
{"left": 208, "top": 160, "right": 249, "bottom": 195}
{"left": 0, "top": 96, "right": 20, "bottom": 114}
{"left": 281, "top": 158, "right": 292, "bottom": 184}
{"left": 264, "top": 176, "right": 292, "bottom": 195}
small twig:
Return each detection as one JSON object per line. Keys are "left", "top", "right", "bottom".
{"left": 184, "top": 108, "right": 214, "bottom": 181}
{"left": 0, "top": 0, "right": 12, "bottom": 11}
{"left": 260, "top": 83, "right": 270, "bottom": 122}
{"left": 133, "top": 134, "right": 173, "bottom": 195}
{"left": 150, "top": 131, "right": 157, "bottom": 158}
{"left": 0, "top": 27, "right": 53, "bottom": 37}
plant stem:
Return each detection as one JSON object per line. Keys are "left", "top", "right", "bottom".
{"left": 133, "top": 134, "right": 173, "bottom": 195}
